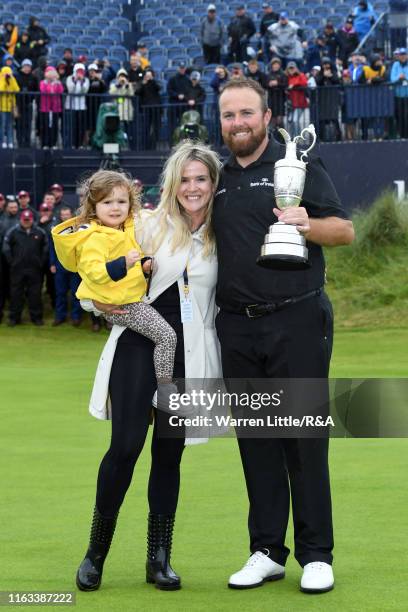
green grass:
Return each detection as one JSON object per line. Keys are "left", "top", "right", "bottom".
{"left": 324, "top": 193, "right": 408, "bottom": 328}
{"left": 0, "top": 324, "right": 407, "bottom": 611}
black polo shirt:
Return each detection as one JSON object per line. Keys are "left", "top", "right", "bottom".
{"left": 213, "top": 138, "right": 348, "bottom": 308}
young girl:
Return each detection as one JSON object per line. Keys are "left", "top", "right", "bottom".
{"left": 52, "top": 169, "right": 177, "bottom": 406}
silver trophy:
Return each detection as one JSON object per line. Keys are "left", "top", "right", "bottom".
{"left": 257, "top": 124, "right": 317, "bottom": 270}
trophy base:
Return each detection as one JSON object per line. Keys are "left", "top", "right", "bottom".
{"left": 257, "top": 253, "right": 310, "bottom": 270}
{"left": 257, "top": 236, "right": 310, "bottom": 270}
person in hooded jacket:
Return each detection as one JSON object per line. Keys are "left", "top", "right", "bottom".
{"left": 0, "top": 66, "right": 19, "bottom": 148}
{"left": 27, "top": 17, "right": 50, "bottom": 67}
{"left": 14, "top": 31, "right": 32, "bottom": 65}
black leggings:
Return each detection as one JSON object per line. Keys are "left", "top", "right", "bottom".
{"left": 95, "top": 311, "right": 185, "bottom": 518}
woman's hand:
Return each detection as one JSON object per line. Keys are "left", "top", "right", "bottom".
{"left": 125, "top": 249, "right": 140, "bottom": 269}
{"left": 92, "top": 301, "right": 128, "bottom": 315}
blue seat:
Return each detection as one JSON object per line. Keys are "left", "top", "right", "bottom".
{"left": 115, "top": 18, "right": 131, "bottom": 32}
{"left": 102, "top": 8, "right": 120, "bottom": 19}
{"left": 188, "top": 44, "right": 201, "bottom": 57}
{"left": 78, "top": 36, "right": 95, "bottom": 47}
{"left": 87, "top": 27, "right": 102, "bottom": 39}
{"left": 179, "top": 34, "right": 197, "bottom": 46}
{"left": 91, "top": 45, "right": 109, "bottom": 57}
{"left": 168, "top": 45, "right": 185, "bottom": 59}
{"left": 59, "top": 34, "right": 76, "bottom": 46}
{"left": 151, "top": 27, "right": 169, "bottom": 38}
{"left": 171, "top": 26, "right": 188, "bottom": 38}
{"left": 182, "top": 15, "right": 197, "bottom": 27}
{"left": 150, "top": 54, "right": 169, "bottom": 72}
{"left": 160, "top": 36, "right": 176, "bottom": 48}
{"left": 137, "top": 8, "right": 155, "bottom": 23}
{"left": 73, "top": 45, "right": 91, "bottom": 57}
{"left": 156, "top": 8, "right": 172, "bottom": 19}
{"left": 68, "top": 26, "right": 84, "bottom": 36}
{"left": 106, "top": 30, "right": 123, "bottom": 44}
{"left": 50, "top": 25, "right": 66, "bottom": 38}
{"left": 9, "top": 2, "right": 25, "bottom": 13}
{"left": 2, "top": 12, "right": 15, "bottom": 23}
{"left": 30, "top": 2, "right": 44, "bottom": 13}
{"left": 91, "top": 18, "right": 111, "bottom": 29}
{"left": 110, "top": 47, "right": 128, "bottom": 63}
{"left": 51, "top": 44, "right": 67, "bottom": 58}
{"left": 99, "top": 37, "right": 115, "bottom": 47}
{"left": 150, "top": 44, "right": 167, "bottom": 54}
{"left": 141, "top": 18, "right": 157, "bottom": 33}
{"left": 137, "top": 36, "right": 156, "bottom": 48}
{"left": 173, "top": 7, "right": 190, "bottom": 16}
{"left": 170, "top": 55, "right": 188, "bottom": 67}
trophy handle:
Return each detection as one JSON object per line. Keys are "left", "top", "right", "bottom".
{"left": 293, "top": 124, "right": 317, "bottom": 163}
{"left": 277, "top": 128, "right": 292, "bottom": 145}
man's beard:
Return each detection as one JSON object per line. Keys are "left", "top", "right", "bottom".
{"left": 222, "top": 125, "right": 267, "bottom": 157}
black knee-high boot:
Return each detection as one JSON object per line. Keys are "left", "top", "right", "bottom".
{"left": 76, "top": 506, "right": 118, "bottom": 591}
{"left": 146, "top": 513, "right": 181, "bottom": 590}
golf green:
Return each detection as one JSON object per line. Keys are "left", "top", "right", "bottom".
{"left": 0, "top": 324, "right": 407, "bottom": 611}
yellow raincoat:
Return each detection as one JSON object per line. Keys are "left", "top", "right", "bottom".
{"left": 0, "top": 67, "right": 20, "bottom": 112}
{"left": 51, "top": 216, "right": 146, "bottom": 304}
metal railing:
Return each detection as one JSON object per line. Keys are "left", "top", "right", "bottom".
{"left": 0, "top": 84, "right": 407, "bottom": 152}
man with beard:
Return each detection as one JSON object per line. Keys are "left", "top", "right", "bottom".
{"left": 212, "top": 77, "right": 354, "bottom": 594}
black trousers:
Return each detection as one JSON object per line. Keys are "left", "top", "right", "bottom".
{"left": 96, "top": 311, "right": 185, "bottom": 518}
{"left": 39, "top": 112, "right": 59, "bottom": 148}
{"left": 203, "top": 44, "right": 221, "bottom": 65}
{"left": 215, "top": 292, "right": 334, "bottom": 567}
{"left": 9, "top": 266, "right": 43, "bottom": 323}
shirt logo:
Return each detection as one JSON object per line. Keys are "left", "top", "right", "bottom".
{"left": 250, "top": 177, "right": 274, "bottom": 188}
{"left": 215, "top": 187, "right": 226, "bottom": 197}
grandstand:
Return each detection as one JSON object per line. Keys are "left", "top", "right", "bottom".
{"left": 0, "top": 0, "right": 406, "bottom": 203}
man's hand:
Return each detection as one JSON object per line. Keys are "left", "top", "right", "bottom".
{"left": 92, "top": 300, "right": 127, "bottom": 315}
{"left": 274, "top": 206, "right": 311, "bottom": 234}
{"left": 125, "top": 249, "right": 140, "bottom": 269}
{"left": 273, "top": 207, "right": 355, "bottom": 246}
{"left": 50, "top": 265, "right": 56, "bottom": 274}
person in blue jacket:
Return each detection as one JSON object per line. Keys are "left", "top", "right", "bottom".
{"left": 352, "top": 1, "right": 378, "bottom": 40}
{"left": 390, "top": 47, "right": 408, "bottom": 137}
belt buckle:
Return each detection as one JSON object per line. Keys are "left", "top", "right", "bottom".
{"left": 245, "top": 304, "right": 262, "bottom": 318}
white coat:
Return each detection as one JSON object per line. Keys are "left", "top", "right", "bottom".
{"left": 83, "top": 211, "right": 223, "bottom": 442}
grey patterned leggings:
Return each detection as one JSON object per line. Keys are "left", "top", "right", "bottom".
{"left": 104, "top": 302, "right": 177, "bottom": 381}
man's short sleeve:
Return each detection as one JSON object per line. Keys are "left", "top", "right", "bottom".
{"left": 302, "top": 155, "right": 349, "bottom": 220}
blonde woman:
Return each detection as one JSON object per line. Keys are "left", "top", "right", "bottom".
{"left": 75, "top": 141, "right": 223, "bottom": 592}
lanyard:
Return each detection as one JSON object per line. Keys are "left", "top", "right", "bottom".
{"left": 183, "top": 267, "right": 190, "bottom": 299}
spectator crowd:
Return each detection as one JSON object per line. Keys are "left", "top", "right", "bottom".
{"left": 0, "top": 3, "right": 407, "bottom": 148}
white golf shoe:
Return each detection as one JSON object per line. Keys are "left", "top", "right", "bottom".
{"left": 228, "top": 550, "right": 285, "bottom": 589}
{"left": 300, "top": 561, "right": 334, "bottom": 593}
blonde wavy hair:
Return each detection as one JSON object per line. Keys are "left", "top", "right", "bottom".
{"left": 76, "top": 169, "right": 141, "bottom": 226}
{"left": 151, "top": 140, "right": 222, "bottom": 257}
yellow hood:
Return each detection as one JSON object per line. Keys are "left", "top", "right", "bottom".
{"left": 51, "top": 216, "right": 135, "bottom": 272}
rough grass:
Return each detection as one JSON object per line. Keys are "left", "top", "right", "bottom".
{"left": 325, "top": 192, "right": 408, "bottom": 328}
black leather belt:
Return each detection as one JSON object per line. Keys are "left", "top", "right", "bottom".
{"left": 232, "top": 288, "right": 323, "bottom": 319}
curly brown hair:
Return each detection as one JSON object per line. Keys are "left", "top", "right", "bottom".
{"left": 76, "top": 170, "right": 141, "bottom": 226}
